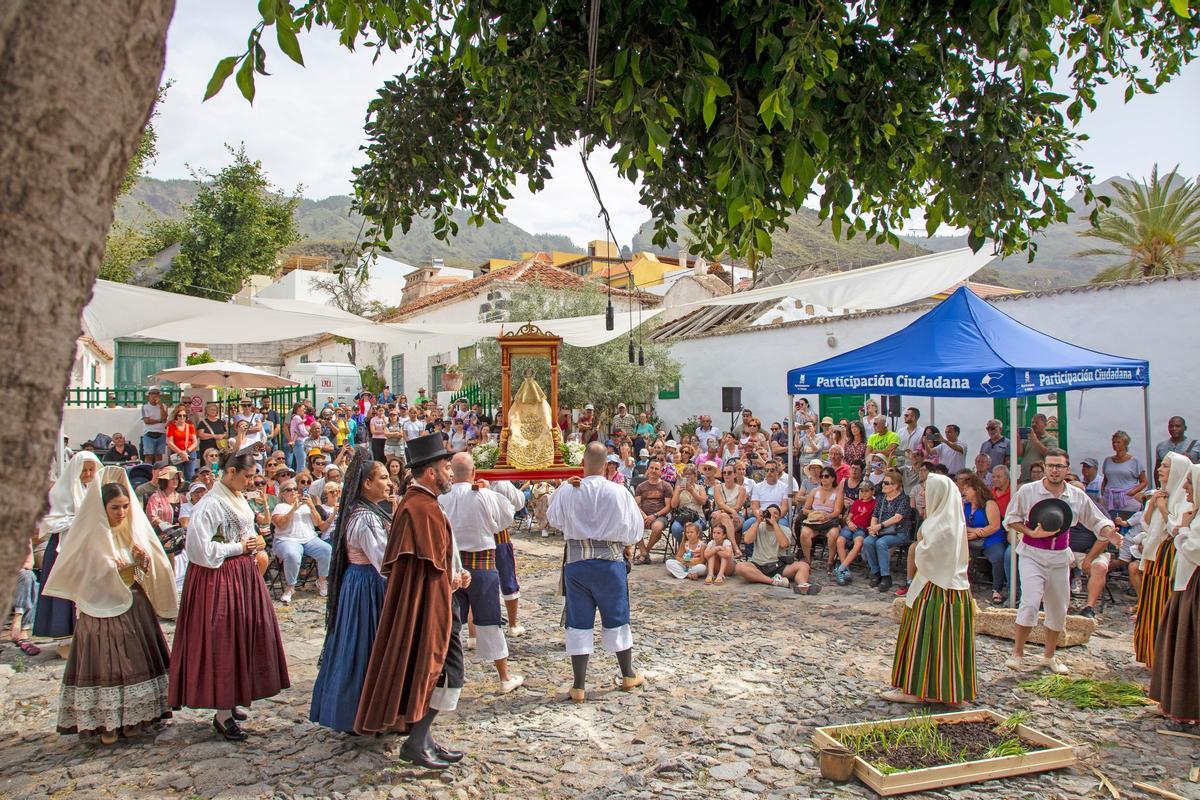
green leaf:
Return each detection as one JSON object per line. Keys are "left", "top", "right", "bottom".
{"left": 988, "top": 6, "right": 1000, "bottom": 35}
{"left": 754, "top": 227, "right": 771, "bottom": 252}
{"left": 258, "top": 0, "right": 276, "bottom": 25}
{"left": 702, "top": 91, "right": 716, "bottom": 129}
{"left": 277, "top": 19, "right": 304, "bottom": 65}
{"left": 704, "top": 75, "right": 731, "bottom": 97}
{"left": 645, "top": 118, "right": 670, "bottom": 148}
{"left": 823, "top": 49, "right": 838, "bottom": 68}
{"left": 533, "top": 5, "right": 547, "bottom": 31}
{"left": 496, "top": 33, "right": 507, "bottom": 54}
{"left": 204, "top": 56, "right": 239, "bottom": 101}
{"left": 1169, "top": 0, "right": 1189, "bottom": 17}
{"left": 925, "top": 205, "right": 943, "bottom": 237}
{"left": 811, "top": 128, "right": 829, "bottom": 153}
{"left": 235, "top": 56, "right": 256, "bottom": 104}
{"left": 701, "top": 51, "right": 719, "bottom": 72}
{"left": 881, "top": 122, "right": 896, "bottom": 137}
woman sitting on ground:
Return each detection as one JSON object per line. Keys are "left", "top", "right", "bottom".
{"left": 885, "top": 473, "right": 975, "bottom": 706}
{"left": 704, "top": 517, "right": 738, "bottom": 584}
{"left": 665, "top": 522, "right": 708, "bottom": 581}
{"left": 799, "top": 466, "right": 845, "bottom": 570}
{"left": 960, "top": 473, "right": 1004, "bottom": 603}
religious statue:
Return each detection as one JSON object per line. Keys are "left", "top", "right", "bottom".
{"left": 504, "top": 372, "right": 557, "bottom": 470}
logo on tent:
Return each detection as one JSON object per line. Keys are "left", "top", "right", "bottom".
{"left": 980, "top": 372, "right": 1004, "bottom": 395}
{"left": 1019, "top": 371, "right": 1035, "bottom": 392}
{"left": 793, "top": 374, "right": 808, "bottom": 390}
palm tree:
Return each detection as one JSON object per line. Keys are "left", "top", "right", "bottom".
{"left": 1077, "top": 165, "right": 1200, "bottom": 283}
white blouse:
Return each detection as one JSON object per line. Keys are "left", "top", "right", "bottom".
{"left": 184, "top": 495, "right": 250, "bottom": 569}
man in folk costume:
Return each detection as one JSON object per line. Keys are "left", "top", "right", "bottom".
{"left": 1150, "top": 464, "right": 1200, "bottom": 729}
{"left": 1134, "top": 452, "right": 1193, "bottom": 668}
{"left": 439, "top": 453, "right": 524, "bottom": 694}
{"left": 355, "top": 433, "right": 470, "bottom": 770}
{"left": 885, "top": 473, "right": 975, "bottom": 705}
{"left": 548, "top": 442, "right": 646, "bottom": 702}
{"left": 491, "top": 478, "right": 528, "bottom": 636}
{"left": 1004, "top": 447, "right": 1118, "bottom": 675}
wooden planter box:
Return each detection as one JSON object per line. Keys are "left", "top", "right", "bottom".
{"left": 811, "top": 709, "right": 1076, "bottom": 797}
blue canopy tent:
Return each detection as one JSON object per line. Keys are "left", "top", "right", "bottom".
{"left": 784, "top": 286, "right": 1150, "bottom": 606}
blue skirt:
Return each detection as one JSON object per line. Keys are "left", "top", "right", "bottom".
{"left": 309, "top": 564, "right": 386, "bottom": 732}
{"left": 33, "top": 532, "right": 75, "bottom": 639}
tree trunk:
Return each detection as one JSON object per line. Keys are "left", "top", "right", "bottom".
{"left": 0, "top": 1, "right": 174, "bottom": 595}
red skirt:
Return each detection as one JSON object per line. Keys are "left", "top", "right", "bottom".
{"left": 168, "top": 554, "right": 290, "bottom": 710}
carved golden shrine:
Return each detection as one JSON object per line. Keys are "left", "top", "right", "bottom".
{"left": 478, "top": 323, "right": 581, "bottom": 480}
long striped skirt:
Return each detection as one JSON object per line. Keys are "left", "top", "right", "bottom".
{"left": 1134, "top": 539, "right": 1177, "bottom": 668}
{"left": 1149, "top": 568, "right": 1200, "bottom": 723}
{"left": 892, "top": 584, "right": 976, "bottom": 704}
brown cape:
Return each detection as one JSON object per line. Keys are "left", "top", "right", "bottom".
{"left": 354, "top": 484, "right": 454, "bottom": 734}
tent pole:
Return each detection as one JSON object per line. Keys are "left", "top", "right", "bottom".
{"left": 930, "top": 397, "right": 936, "bottom": 426}
{"left": 1142, "top": 385, "right": 1153, "bottom": 487}
{"left": 787, "top": 393, "right": 795, "bottom": 486}
{"left": 1009, "top": 395, "right": 1018, "bottom": 609}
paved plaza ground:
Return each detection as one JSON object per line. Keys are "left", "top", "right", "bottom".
{"left": 0, "top": 532, "right": 1196, "bottom": 800}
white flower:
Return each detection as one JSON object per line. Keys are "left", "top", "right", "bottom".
{"left": 471, "top": 441, "right": 499, "bottom": 469}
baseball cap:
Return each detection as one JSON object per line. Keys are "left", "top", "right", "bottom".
{"left": 187, "top": 482, "right": 207, "bottom": 496}
{"left": 665, "top": 439, "right": 678, "bottom": 449}
{"left": 584, "top": 403, "right": 594, "bottom": 410}
{"left": 606, "top": 454, "right": 620, "bottom": 465}
{"left": 1081, "top": 457, "right": 1099, "bottom": 468}
{"left": 638, "top": 448, "right": 650, "bottom": 458}
{"left": 146, "top": 386, "right": 160, "bottom": 394}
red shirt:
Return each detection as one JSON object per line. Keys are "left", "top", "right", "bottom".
{"left": 993, "top": 487, "right": 1011, "bottom": 518}
{"left": 167, "top": 422, "right": 195, "bottom": 453}
{"left": 848, "top": 498, "right": 876, "bottom": 529}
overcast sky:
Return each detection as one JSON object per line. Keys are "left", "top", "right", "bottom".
{"left": 151, "top": 0, "right": 1200, "bottom": 249}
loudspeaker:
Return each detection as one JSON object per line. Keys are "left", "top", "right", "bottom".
{"left": 721, "top": 387, "right": 742, "bottom": 413}
{"left": 882, "top": 394, "right": 902, "bottom": 417}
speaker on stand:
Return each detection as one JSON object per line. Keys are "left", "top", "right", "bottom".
{"left": 722, "top": 387, "right": 742, "bottom": 432}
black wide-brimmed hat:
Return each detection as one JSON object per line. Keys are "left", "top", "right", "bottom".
{"left": 406, "top": 432, "right": 452, "bottom": 469}
{"left": 1029, "top": 497, "right": 1073, "bottom": 534}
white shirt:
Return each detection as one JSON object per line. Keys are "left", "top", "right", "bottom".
{"left": 492, "top": 480, "right": 527, "bottom": 512}
{"left": 898, "top": 425, "right": 923, "bottom": 454}
{"left": 438, "top": 482, "right": 515, "bottom": 552}
{"left": 184, "top": 494, "right": 251, "bottom": 569}
{"left": 236, "top": 412, "right": 265, "bottom": 446}
{"left": 345, "top": 509, "right": 388, "bottom": 574}
{"left": 935, "top": 441, "right": 967, "bottom": 474}
{"left": 141, "top": 402, "right": 166, "bottom": 434}
{"left": 402, "top": 419, "right": 426, "bottom": 440}
{"left": 1004, "top": 479, "right": 1115, "bottom": 541}
{"left": 695, "top": 425, "right": 721, "bottom": 451}
{"left": 548, "top": 475, "right": 643, "bottom": 545}
{"left": 750, "top": 479, "right": 790, "bottom": 511}
{"left": 273, "top": 502, "right": 318, "bottom": 544}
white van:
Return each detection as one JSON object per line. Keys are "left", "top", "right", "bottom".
{"left": 286, "top": 362, "right": 363, "bottom": 406}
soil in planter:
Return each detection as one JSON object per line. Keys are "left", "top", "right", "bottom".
{"left": 836, "top": 716, "right": 1047, "bottom": 773}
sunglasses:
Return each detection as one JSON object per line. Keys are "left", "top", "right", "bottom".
{"left": 882, "top": 480, "right": 895, "bottom": 485}
{"left": 253, "top": 481, "right": 266, "bottom": 487}
{"left": 298, "top": 479, "right": 311, "bottom": 485}
{"left": 281, "top": 486, "right": 298, "bottom": 492}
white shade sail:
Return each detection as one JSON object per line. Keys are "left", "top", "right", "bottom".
{"left": 689, "top": 248, "right": 995, "bottom": 311}
{"left": 152, "top": 361, "right": 300, "bottom": 389}
{"left": 386, "top": 309, "right": 666, "bottom": 348}
{"left": 83, "top": 281, "right": 407, "bottom": 344}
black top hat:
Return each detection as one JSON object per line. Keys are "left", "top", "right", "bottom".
{"left": 406, "top": 432, "right": 452, "bottom": 469}
{"left": 1028, "top": 497, "right": 1073, "bottom": 535}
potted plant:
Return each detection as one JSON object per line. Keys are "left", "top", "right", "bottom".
{"left": 441, "top": 364, "right": 463, "bottom": 392}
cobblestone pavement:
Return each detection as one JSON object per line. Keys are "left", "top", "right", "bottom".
{"left": 1, "top": 532, "right": 1197, "bottom": 800}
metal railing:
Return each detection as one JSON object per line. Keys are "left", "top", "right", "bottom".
{"left": 65, "top": 387, "right": 182, "bottom": 408}
{"left": 449, "top": 384, "right": 498, "bottom": 418}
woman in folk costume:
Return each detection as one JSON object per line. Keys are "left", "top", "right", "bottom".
{"left": 310, "top": 449, "right": 392, "bottom": 732}
{"left": 168, "top": 450, "right": 289, "bottom": 741}
{"left": 1134, "top": 452, "right": 1193, "bottom": 668}
{"left": 43, "top": 467, "right": 177, "bottom": 744}
{"left": 34, "top": 451, "right": 101, "bottom": 643}
{"left": 1149, "top": 464, "right": 1200, "bottom": 727}
{"left": 885, "top": 473, "right": 975, "bottom": 705}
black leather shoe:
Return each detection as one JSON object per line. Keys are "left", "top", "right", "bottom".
{"left": 212, "top": 716, "right": 247, "bottom": 742}
{"left": 398, "top": 744, "right": 451, "bottom": 770}
{"left": 231, "top": 706, "right": 248, "bottom": 721}
{"left": 433, "top": 741, "right": 464, "bottom": 763}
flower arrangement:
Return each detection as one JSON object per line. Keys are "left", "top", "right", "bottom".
{"left": 560, "top": 440, "right": 585, "bottom": 466}
{"left": 471, "top": 440, "right": 499, "bottom": 469}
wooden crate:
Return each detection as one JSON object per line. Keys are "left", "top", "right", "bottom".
{"left": 811, "top": 708, "right": 1077, "bottom": 797}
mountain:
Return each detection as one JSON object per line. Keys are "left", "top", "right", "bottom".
{"left": 115, "top": 177, "right": 578, "bottom": 270}
{"left": 901, "top": 177, "right": 1137, "bottom": 289}
{"left": 630, "top": 207, "right": 929, "bottom": 275}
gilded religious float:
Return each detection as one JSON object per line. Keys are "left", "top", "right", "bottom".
{"left": 474, "top": 324, "right": 583, "bottom": 481}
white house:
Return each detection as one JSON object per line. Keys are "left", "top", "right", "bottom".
{"left": 651, "top": 272, "right": 1200, "bottom": 468}
{"left": 247, "top": 256, "right": 473, "bottom": 307}
{"left": 69, "top": 336, "right": 113, "bottom": 391}
{"left": 282, "top": 253, "right": 659, "bottom": 399}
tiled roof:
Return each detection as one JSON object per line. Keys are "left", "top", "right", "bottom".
{"left": 384, "top": 253, "right": 656, "bottom": 322}
{"left": 77, "top": 335, "right": 113, "bottom": 361}
{"left": 930, "top": 280, "right": 1023, "bottom": 300}
{"left": 651, "top": 270, "right": 1200, "bottom": 343}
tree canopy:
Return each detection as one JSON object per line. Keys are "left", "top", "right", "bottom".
{"left": 211, "top": 0, "right": 1198, "bottom": 267}
{"left": 158, "top": 145, "right": 300, "bottom": 299}
{"left": 1079, "top": 165, "right": 1200, "bottom": 282}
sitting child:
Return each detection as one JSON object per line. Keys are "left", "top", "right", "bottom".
{"left": 665, "top": 522, "right": 708, "bottom": 581}
{"left": 834, "top": 481, "right": 876, "bottom": 585}
{"left": 704, "top": 519, "right": 739, "bottom": 585}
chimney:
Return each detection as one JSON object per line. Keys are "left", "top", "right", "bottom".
{"left": 401, "top": 264, "right": 442, "bottom": 305}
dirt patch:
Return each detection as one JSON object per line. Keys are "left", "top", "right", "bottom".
{"left": 838, "top": 720, "right": 1047, "bottom": 773}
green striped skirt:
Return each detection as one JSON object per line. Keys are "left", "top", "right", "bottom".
{"left": 892, "top": 583, "right": 976, "bottom": 704}
{"left": 1134, "top": 538, "right": 1177, "bottom": 668}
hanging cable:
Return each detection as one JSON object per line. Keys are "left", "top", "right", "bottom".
{"left": 581, "top": 0, "right": 616, "bottom": 330}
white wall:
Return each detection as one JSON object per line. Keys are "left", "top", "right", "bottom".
{"left": 70, "top": 341, "right": 111, "bottom": 390}
{"left": 655, "top": 277, "right": 1197, "bottom": 468}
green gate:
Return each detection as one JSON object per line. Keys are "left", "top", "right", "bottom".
{"left": 449, "top": 383, "right": 498, "bottom": 418}
{"left": 114, "top": 339, "right": 179, "bottom": 390}
{"left": 993, "top": 393, "right": 1067, "bottom": 451}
